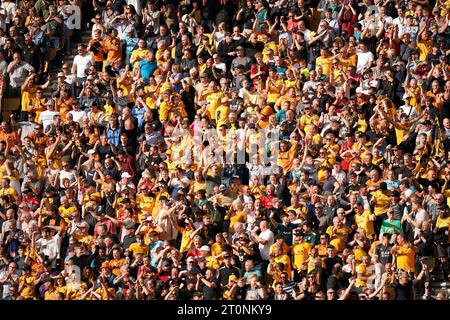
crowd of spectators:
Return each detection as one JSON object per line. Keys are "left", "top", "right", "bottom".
{"left": 0, "top": 0, "right": 449, "bottom": 301}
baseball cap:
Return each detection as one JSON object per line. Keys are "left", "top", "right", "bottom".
{"left": 101, "top": 262, "right": 111, "bottom": 269}
{"left": 187, "top": 256, "right": 195, "bottom": 262}
{"left": 46, "top": 99, "right": 55, "bottom": 105}
{"left": 125, "top": 222, "right": 136, "bottom": 230}
{"left": 200, "top": 245, "right": 210, "bottom": 252}
{"left": 57, "top": 72, "right": 66, "bottom": 78}
{"left": 219, "top": 184, "right": 227, "bottom": 191}
{"left": 121, "top": 172, "right": 132, "bottom": 179}
{"left": 22, "top": 264, "right": 31, "bottom": 271}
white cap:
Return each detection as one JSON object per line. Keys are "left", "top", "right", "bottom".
{"left": 402, "top": 93, "right": 411, "bottom": 100}
{"left": 355, "top": 87, "right": 364, "bottom": 94}
{"left": 369, "top": 79, "right": 379, "bottom": 88}
{"left": 87, "top": 149, "right": 95, "bottom": 154}
{"left": 181, "top": 177, "right": 190, "bottom": 184}
{"left": 200, "top": 245, "right": 210, "bottom": 252}
{"left": 121, "top": 172, "right": 132, "bottom": 179}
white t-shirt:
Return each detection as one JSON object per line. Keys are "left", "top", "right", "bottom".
{"left": 73, "top": 54, "right": 94, "bottom": 78}
{"left": 16, "top": 121, "right": 38, "bottom": 141}
{"left": 69, "top": 110, "right": 86, "bottom": 123}
{"left": 1, "top": 1, "right": 16, "bottom": 24}
{"left": 400, "top": 105, "right": 419, "bottom": 119}
{"left": 39, "top": 110, "right": 60, "bottom": 129}
{"left": 258, "top": 229, "right": 274, "bottom": 260}
{"left": 36, "top": 233, "right": 62, "bottom": 259}
{"left": 356, "top": 50, "right": 374, "bottom": 73}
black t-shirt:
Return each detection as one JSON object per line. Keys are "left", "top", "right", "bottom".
{"left": 417, "top": 231, "right": 434, "bottom": 257}
{"left": 394, "top": 280, "right": 414, "bottom": 300}
{"left": 217, "top": 265, "right": 241, "bottom": 286}
{"left": 201, "top": 278, "right": 221, "bottom": 300}
{"left": 97, "top": 144, "right": 114, "bottom": 161}
{"left": 122, "top": 234, "right": 136, "bottom": 251}
{"left": 374, "top": 243, "right": 393, "bottom": 265}
{"left": 325, "top": 256, "right": 343, "bottom": 277}
{"left": 104, "top": 166, "right": 120, "bottom": 181}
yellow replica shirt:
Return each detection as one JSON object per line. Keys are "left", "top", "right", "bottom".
{"left": 274, "top": 254, "right": 292, "bottom": 279}
{"left": 128, "top": 243, "right": 149, "bottom": 256}
{"left": 130, "top": 48, "right": 149, "bottom": 64}
{"left": 58, "top": 204, "right": 78, "bottom": 223}
{"left": 355, "top": 263, "right": 371, "bottom": 288}
{"left": 291, "top": 242, "right": 312, "bottom": 270}
{"left": 354, "top": 210, "right": 375, "bottom": 239}
{"left": 73, "top": 233, "right": 95, "bottom": 248}
{"left": 179, "top": 227, "right": 194, "bottom": 253}
{"left": 205, "top": 91, "right": 224, "bottom": 120}
{"left": 326, "top": 225, "right": 351, "bottom": 252}
{"left": 44, "top": 288, "right": 61, "bottom": 300}
{"left": 315, "top": 56, "right": 332, "bottom": 77}
{"left": 136, "top": 194, "right": 155, "bottom": 222}
{"left": 396, "top": 245, "right": 415, "bottom": 272}
{"left": 270, "top": 242, "right": 290, "bottom": 257}
{"left": 229, "top": 211, "right": 246, "bottom": 232}
{"left": 266, "top": 78, "right": 284, "bottom": 104}
{"left": 337, "top": 54, "right": 357, "bottom": 71}
{"left": 211, "top": 242, "right": 224, "bottom": 265}
{"left": 299, "top": 114, "right": 319, "bottom": 135}
{"left": 19, "top": 275, "right": 37, "bottom": 299}
{"left": 277, "top": 140, "right": 298, "bottom": 173}
{"left": 371, "top": 190, "right": 390, "bottom": 216}
{"left": 0, "top": 186, "right": 18, "bottom": 202}
{"left": 215, "top": 104, "right": 230, "bottom": 128}
{"left": 94, "top": 287, "right": 115, "bottom": 300}
{"left": 205, "top": 255, "right": 220, "bottom": 270}
{"left": 416, "top": 39, "right": 433, "bottom": 62}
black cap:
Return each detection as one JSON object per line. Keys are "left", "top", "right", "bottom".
{"left": 22, "top": 264, "right": 31, "bottom": 271}
{"left": 390, "top": 190, "right": 400, "bottom": 197}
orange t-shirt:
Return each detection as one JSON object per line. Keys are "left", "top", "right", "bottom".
{"left": 89, "top": 38, "right": 106, "bottom": 62}
{"left": 104, "top": 37, "right": 122, "bottom": 63}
